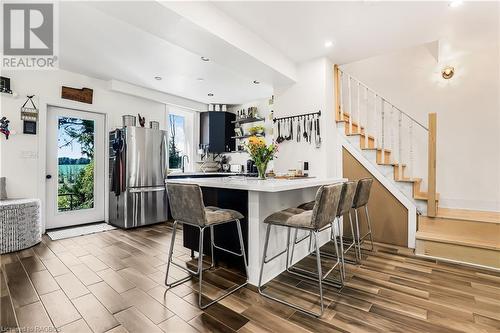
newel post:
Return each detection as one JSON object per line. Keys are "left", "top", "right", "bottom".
{"left": 334, "top": 65, "right": 340, "bottom": 121}
{"left": 427, "top": 113, "right": 437, "bottom": 217}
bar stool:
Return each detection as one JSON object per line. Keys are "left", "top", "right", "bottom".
{"left": 352, "top": 178, "right": 374, "bottom": 259}
{"left": 165, "top": 183, "right": 248, "bottom": 309}
{"left": 258, "top": 183, "right": 343, "bottom": 317}
{"left": 297, "top": 181, "right": 359, "bottom": 277}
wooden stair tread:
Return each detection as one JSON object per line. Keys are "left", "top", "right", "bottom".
{"left": 346, "top": 132, "right": 375, "bottom": 140}
{"left": 437, "top": 208, "right": 500, "bottom": 224}
{"left": 414, "top": 193, "right": 440, "bottom": 201}
{"left": 416, "top": 231, "right": 500, "bottom": 251}
{"left": 396, "top": 178, "right": 422, "bottom": 183}
{"left": 361, "top": 147, "right": 392, "bottom": 153}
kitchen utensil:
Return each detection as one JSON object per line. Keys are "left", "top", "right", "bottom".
{"left": 289, "top": 118, "right": 293, "bottom": 140}
{"left": 309, "top": 117, "right": 313, "bottom": 143}
{"left": 316, "top": 118, "right": 321, "bottom": 148}
{"left": 297, "top": 119, "right": 301, "bottom": 142}
{"left": 276, "top": 120, "right": 284, "bottom": 143}
{"left": 303, "top": 117, "right": 307, "bottom": 141}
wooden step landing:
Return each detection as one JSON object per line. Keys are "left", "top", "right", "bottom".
{"left": 416, "top": 210, "right": 500, "bottom": 269}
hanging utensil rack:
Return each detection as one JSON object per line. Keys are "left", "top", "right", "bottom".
{"left": 272, "top": 110, "right": 321, "bottom": 123}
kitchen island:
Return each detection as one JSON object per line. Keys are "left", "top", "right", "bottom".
{"left": 166, "top": 176, "right": 346, "bottom": 285}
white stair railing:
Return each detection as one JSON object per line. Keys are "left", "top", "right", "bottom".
{"left": 336, "top": 67, "right": 431, "bottom": 206}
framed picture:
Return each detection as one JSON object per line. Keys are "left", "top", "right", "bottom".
{"left": 23, "top": 120, "right": 37, "bottom": 135}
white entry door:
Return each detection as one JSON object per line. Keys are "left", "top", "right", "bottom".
{"left": 46, "top": 106, "right": 105, "bottom": 229}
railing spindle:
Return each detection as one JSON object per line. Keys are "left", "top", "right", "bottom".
{"left": 409, "top": 121, "right": 414, "bottom": 179}
{"left": 381, "top": 99, "right": 385, "bottom": 163}
{"left": 364, "top": 86, "right": 369, "bottom": 148}
{"left": 348, "top": 76, "right": 353, "bottom": 134}
{"left": 340, "top": 72, "right": 344, "bottom": 121}
{"left": 398, "top": 112, "right": 403, "bottom": 180}
{"left": 357, "top": 82, "right": 361, "bottom": 134}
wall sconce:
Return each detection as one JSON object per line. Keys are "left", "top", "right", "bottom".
{"left": 441, "top": 66, "right": 455, "bottom": 79}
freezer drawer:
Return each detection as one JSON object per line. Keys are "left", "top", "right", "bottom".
{"left": 109, "top": 187, "right": 168, "bottom": 229}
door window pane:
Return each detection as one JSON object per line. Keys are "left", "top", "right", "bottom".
{"left": 57, "top": 116, "right": 95, "bottom": 211}
{"left": 168, "top": 114, "right": 185, "bottom": 169}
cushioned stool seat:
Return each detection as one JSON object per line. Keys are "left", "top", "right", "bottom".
{"left": 297, "top": 201, "right": 314, "bottom": 211}
{"left": 205, "top": 206, "right": 244, "bottom": 225}
{"left": 263, "top": 207, "right": 313, "bottom": 228}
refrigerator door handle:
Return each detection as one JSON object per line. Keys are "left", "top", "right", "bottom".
{"left": 161, "top": 133, "right": 168, "bottom": 180}
{"left": 128, "top": 187, "right": 166, "bottom": 193}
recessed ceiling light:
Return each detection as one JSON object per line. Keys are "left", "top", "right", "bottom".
{"left": 201, "top": 56, "right": 210, "bottom": 62}
{"left": 208, "top": 93, "right": 214, "bottom": 97}
{"left": 253, "top": 80, "right": 260, "bottom": 84}
{"left": 197, "top": 78, "right": 204, "bottom": 81}
{"left": 324, "top": 40, "right": 333, "bottom": 48}
{"left": 449, "top": 0, "right": 463, "bottom": 7}
{"left": 154, "top": 76, "right": 162, "bottom": 81}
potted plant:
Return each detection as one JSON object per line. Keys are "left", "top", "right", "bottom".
{"left": 248, "top": 125, "right": 265, "bottom": 135}
{"left": 245, "top": 136, "right": 277, "bottom": 179}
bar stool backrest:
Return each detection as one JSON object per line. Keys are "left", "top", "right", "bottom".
{"left": 167, "top": 183, "right": 206, "bottom": 226}
{"left": 336, "top": 181, "right": 358, "bottom": 217}
{"left": 311, "top": 183, "right": 343, "bottom": 230}
{"left": 352, "top": 178, "right": 373, "bottom": 209}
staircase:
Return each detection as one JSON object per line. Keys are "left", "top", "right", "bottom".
{"left": 334, "top": 66, "right": 438, "bottom": 216}
{"left": 335, "top": 66, "right": 500, "bottom": 270}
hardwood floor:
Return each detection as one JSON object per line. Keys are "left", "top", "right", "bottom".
{"left": 1, "top": 223, "right": 500, "bottom": 333}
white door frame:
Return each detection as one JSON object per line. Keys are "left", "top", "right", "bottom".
{"left": 37, "top": 99, "right": 109, "bottom": 232}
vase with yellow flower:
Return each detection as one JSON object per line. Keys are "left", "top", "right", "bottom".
{"left": 245, "top": 136, "right": 277, "bottom": 179}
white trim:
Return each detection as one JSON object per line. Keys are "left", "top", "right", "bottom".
{"left": 109, "top": 80, "right": 207, "bottom": 112}
{"left": 340, "top": 134, "right": 417, "bottom": 248}
{"left": 37, "top": 98, "right": 109, "bottom": 233}
{"left": 415, "top": 253, "right": 500, "bottom": 273}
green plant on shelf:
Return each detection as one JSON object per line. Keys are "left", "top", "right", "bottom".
{"left": 248, "top": 125, "right": 265, "bottom": 135}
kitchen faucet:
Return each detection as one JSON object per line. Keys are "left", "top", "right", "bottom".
{"left": 181, "top": 155, "right": 189, "bottom": 173}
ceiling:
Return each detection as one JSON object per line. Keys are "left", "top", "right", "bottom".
{"left": 213, "top": 1, "right": 499, "bottom": 64}
{"left": 58, "top": 1, "right": 498, "bottom": 105}
{"left": 59, "top": 2, "right": 283, "bottom": 105}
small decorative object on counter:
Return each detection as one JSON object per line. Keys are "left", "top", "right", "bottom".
{"left": 0, "top": 117, "right": 11, "bottom": 139}
{"left": 245, "top": 136, "right": 277, "bottom": 180}
{"left": 138, "top": 114, "right": 146, "bottom": 127}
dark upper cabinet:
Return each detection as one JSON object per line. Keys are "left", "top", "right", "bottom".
{"left": 200, "top": 111, "right": 235, "bottom": 153}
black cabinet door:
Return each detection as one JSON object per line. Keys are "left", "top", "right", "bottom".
{"left": 199, "top": 112, "right": 235, "bottom": 153}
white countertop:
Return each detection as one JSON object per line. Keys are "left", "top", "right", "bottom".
{"left": 167, "top": 172, "right": 238, "bottom": 177}
{"left": 166, "top": 176, "right": 346, "bottom": 192}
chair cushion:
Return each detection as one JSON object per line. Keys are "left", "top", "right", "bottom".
{"left": 297, "top": 200, "right": 314, "bottom": 211}
{"left": 264, "top": 207, "right": 314, "bottom": 229}
{"left": 204, "top": 206, "right": 244, "bottom": 225}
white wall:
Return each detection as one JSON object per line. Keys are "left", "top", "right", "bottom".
{"left": 273, "top": 57, "right": 340, "bottom": 178}
{"left": 0, "top": 68, "right": 204, "bottom": 228}
{"left": 342, "top": 44, "right": 500, "bottom": 211}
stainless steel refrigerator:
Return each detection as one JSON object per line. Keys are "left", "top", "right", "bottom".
{"left": 109, "top": 126, "right": 168, "bottom": 229}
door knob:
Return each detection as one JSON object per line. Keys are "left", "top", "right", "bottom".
{"left": 46, "top": 174, "right": 52, "bottom": 179}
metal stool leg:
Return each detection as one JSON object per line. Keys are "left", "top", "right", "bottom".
{"left": 258, "top": 224, "right": 326, "bottom": 317}
{"left": 165, "top": 221, "right": 178, "bottom": 285}
{"left": 314, "top": 231, "right": 324, "bottom": 316}
{"left": 198, "top": 226, "right": 205, "bottom": 308}
{"left": 210, "top": 225, "right": 216, "bottom": 269}
{"left": 336, "top": 217, "right": 346, "bottom": 279}
{"left": 354, "top": 208, "right": 362, "bottom": 260}
{"left": 165, "top": 220, "right": 248, "bottom": 310}
{"left": 365, "top": 206, "right": 374, "bottom": 251}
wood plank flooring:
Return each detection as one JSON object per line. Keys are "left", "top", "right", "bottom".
{"left": 1, "top": 223, "right": 500, "bottom": 333}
